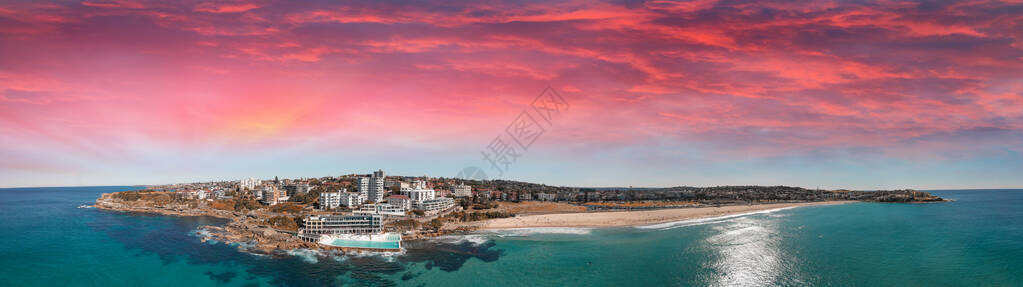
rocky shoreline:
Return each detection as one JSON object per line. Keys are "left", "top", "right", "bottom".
{"left": 94, "top": 192, "right": 472, "bottom": 254}
{"left": 96, "top": 193, "right": 330, "bottom": 254}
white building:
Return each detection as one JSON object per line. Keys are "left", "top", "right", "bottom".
{"left": 451, "top": 184, "right": 472, "bottom": 197}
{"left": 411, "top": 179, "right": 427, "bottom": 190}
{"left": 537, "top": 193, "right": 556, "bottom": 201}
{"left": 386, "top": 194, "right": 412, "bottom": 210}
{"left": 412, "top": 197, "right": 455, "bottom": 214}
{"left": 404, "top": 188, "right": 435, "bottom": 202}
{"left": 189, "top": 190, "right": 210, "bottom": 200}
{"left": 354, "top": 203, "right": 406, "bottom": 216}
{"left": 359, "top": 170, "right": 387, "bottom": 203}
{"left": 320, "top": 192, "right": 341, "bottom": 210}
{"left": 368, "top": 177, "right": 385, "bottom": 203}
{"left": 357, "top": 177, "right": 370, "bottom": 197}
{"left": 240, "top": 177, "right": 260, "bottom": 191}
{"left": 519, "top": 193, "right": 532, "bottom": 201}
{"left": 340, "top": 192, "right": 366, "bottom": 208}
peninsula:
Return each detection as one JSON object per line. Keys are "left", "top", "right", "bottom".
{"left": 93, "top": 170, "right": 945, "bottom": 254}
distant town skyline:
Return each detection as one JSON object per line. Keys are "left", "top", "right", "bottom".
{"left": 2, "top": 0, "right": 1021, "bottom": 190}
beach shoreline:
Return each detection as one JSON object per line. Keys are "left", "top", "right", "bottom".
{"left": 472, "top": 201, "right": 854, "bottom": 230}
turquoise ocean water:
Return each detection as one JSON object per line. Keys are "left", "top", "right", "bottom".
{"left": 1, "top": 187, "right": 1020, "bottom": 286}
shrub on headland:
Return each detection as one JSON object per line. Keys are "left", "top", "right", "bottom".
{"left": 233, "top": 199, "right": 262, "bottom": 211}
{"left": 446, "top": 211, "right": 514, "bottom": 222}
{"left": 111, "top": 190, "right": 187, "bottom": 206}
{"left": 270, "top": 203, "right": 303, "bottom": 214}
{"left": 267, "top": 216, "right": 299, "bottom": 231}
{"left": 471, "top": 202, "right": 499, "bottom": 210}
{"left": 210, "top": 200, "right": 235, "bottom": 211}
{"left": 389, "top": 219, "right": 421, "bottom": 231}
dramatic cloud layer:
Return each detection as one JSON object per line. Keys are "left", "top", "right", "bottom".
{"left": 1, "top": 0, "right": 1021, "bottom": 188}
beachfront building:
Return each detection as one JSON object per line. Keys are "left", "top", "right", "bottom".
{"left": 451, "top": 184, "right": 472, "bottom": 197}
{"left": 299, "top": 215, "right": 383, "bottom": 234}
{"left": 353, "top": 203, "right": 406, "bottom": 216}
{"left": 386, "top": 194, "right": 412, "bottom": 210}
{"left": 519, "top": 193, "right": 532, "bottom": 201}
{"left": 537, "top": 193, "right": 556, "bottom": 201}
{"left": 412, "top": 197, "right": 455, "bottom": 214}
{"left": 340, "top": 192, "right": 365, "bottom": 208}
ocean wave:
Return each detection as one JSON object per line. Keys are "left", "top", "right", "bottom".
{"left": 331, "top": 249, "right": 404, "bottom": 263}
{"left": 76, "top": 204, "right": 94, "bottom": 209}
{"left": 431, "top": 234, "right": 491, "bottom": 246}
{"left": 484, "top": 227, "right": 593, "bottom": 237}
{"left": 634, "top": 206, "right": 799, "bottom": 231}
{"left": 190, "top": 228, "right": 213, "bottom": 238}
{"left": 285, "top": 249, "right": 322, "bottom": 264}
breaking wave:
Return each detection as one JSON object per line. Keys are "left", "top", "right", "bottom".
{"left": 284, "top": 249, "right": 321, "bottom": 264}
{"left": 431, "top": 234, "right": 491, "bottom": 246}
{"left": 484, "top": 227, "right": 593, "bottom": 237}
{"left": 634, "top": 206, "right": 798, "bottom": 231}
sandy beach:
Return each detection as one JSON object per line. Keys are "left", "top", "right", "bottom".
{"left": 479, "top": 201, "right": 853, "bottom": 229}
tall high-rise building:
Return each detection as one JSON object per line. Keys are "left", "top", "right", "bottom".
{"left": 363, "top": 169, "right": 386, "bottom": 203}
{"left": 368, "top": 177, "right": 384, "bottom": 203}
{"left": 357, "top": 177, "right": 370, "bottom": 197}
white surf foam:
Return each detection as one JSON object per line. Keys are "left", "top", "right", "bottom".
{"left": 342, "top": 249, "right": 405, "bottom": 262}
{"left": 431, "top": 234, "right": 491, "bottom": 246}
{"left": 285, "top": 249, "right": 321, "bottom": 264}
{"left": 484, "top": 227, "right": 593, "bottom": 237}
{"left": 634, "top": 206, "right": 799, "bottom": 231}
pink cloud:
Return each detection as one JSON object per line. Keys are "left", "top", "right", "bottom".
{"left": 1, "top": 0, "right": 1021, "bottom": 186}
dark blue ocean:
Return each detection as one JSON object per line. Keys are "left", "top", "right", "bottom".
{"left": 1, "top": 187, "right": 1020, "bottom": 286}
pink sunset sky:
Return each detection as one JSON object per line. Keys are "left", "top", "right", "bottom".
{"left": 1, "top": 0, "right": 1021, "bottom": 189}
